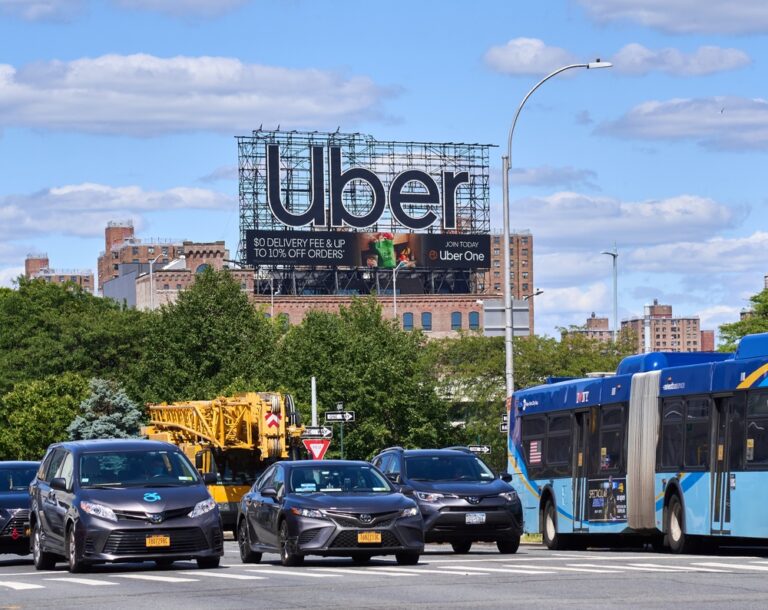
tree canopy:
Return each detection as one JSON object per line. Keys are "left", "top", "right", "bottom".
{"left": 719, "top": 289, "right": 768, "bottom": 351}
{"left": 68, "top": 378, "right": 144, "bottom": 440}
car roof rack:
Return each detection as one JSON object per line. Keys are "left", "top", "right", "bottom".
{"left": 380, "top": 446, "right": 405, "bottom": 453}
{"left": 442, "top": 446, "right": 473, "bottom": 454}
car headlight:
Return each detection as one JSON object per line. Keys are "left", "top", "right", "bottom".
{"left": 188, "top": 498, "right": 217, "bottom": 518}
{"left": 80, "top": 501, "right": 117, "bottom": 522}
{"left": 399, "top": 506, "right": 420, "bottom": 518}
{"left": 414, "top": 491, "right": 455, "bottom": 503}
{"left": 290, "top": 507, "right": 325, "bottom": 519}
{"left": 499, "top": 491, "right": 517, "bottom": 502}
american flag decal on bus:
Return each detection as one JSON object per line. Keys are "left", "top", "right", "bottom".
{"left": 529, "top": 440, "right": 542, "bottom": 464}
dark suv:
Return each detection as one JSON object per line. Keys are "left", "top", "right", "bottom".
{"left": 371, "top": 447, "right": 523, "bottom": 553}
{"left": 0, "top": 461, "right": 39, "bottom": 556}
{"left": 29, "top": 439, "right": 223, "bottom": 572}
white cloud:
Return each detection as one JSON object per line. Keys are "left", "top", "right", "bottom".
{"left": 578, "top": 0, "right": 768, "bottom": 34}
{"left": 599, "top": 96, "right": 768, "bottom": 150}
{"left": 511, "top": 166, "right": 599, "bottom": 189}
{"left": 0, "top": 183, "right": 234, "bottom": 239}
{"left": 536, "top": 282, "right": 609, "bottom": 317}
{"left": 698, "top": 304, "right": 746, "bottom": 331}
{"left": 199, "top": 165, "right": 238, "bottom": 183}
{"left": 535, "top": 251, "right": 616, "bottom": 287}
{"left": 484, "top": 38, "right": 578, "bottom": 75}
{"left": 0, "top": 54, "right": 391, "bottom": 136}
{"left": 512, "top": 191, "right": 742, "bottom": 249}
{"left": 611, "top": 44, "right": 750, "bottom": 76}
{"left": 114, "top": 0, "right": 247, "bottom": 17}
{"left": 0, "top": 0, "right": 83, "bottom": 21}
{"left": 0, "top": 266, "right": 24, "bottom": 288}
{"left": 627, "top": 232, "right": 768, "bottom": 274}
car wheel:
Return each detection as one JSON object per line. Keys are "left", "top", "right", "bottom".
{"left": 32, "top": 521, "right": 57, "bottom": 570}
{"left": 279, "top": 521, "right": 304, "bottom": 567}
{"left": 497, "top": 536, "right": 520, "bottom": 554}
{"left": 196, "top": 556, "right": 221, "bottom": 569}
{"left": 238, "top": 520, "right": 262, "bottom": 564}
{"left": 667, "top": 495, "right": 695, "bottom": 554}
{"left": 542, "top": 500, "right": 565, "bottom": 550}
{"left": 67, "top": 523, "right": 89, "bottom": 573}
{"left": 450, "top": 541, "right": 472, "bottom": 554}
{"left": 350, "top": 553, "right": 373, "bottom": 564}
{"left": 395, "top": 551, "right": 420, "bottom": 566}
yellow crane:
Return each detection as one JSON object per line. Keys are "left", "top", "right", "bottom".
{"left": 143, "top": 392, "right": 304, "bottom": 533}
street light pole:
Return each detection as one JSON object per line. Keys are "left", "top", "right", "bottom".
{"left": 502, "top": 60, "right": 612, "bottom": 399}
{"left": 148, "top": 255, "right": 161, "bottom": 311}
{"left": 392, "top": 261, "right": 407, "bottom": 319}
{"left": 601, "top": 245, "right": 619, "bottom": 342}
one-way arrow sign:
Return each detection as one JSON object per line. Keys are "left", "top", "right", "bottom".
{"left": 302, "top": 426, "right": 333, "bottom": 439}
{"left": 325, "top": 410, "right": 355, "bottom": 423}
{"left": 468, "top": 445, "right": 491, "bottom": 454}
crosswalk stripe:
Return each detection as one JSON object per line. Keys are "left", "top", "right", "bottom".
{"left": 628, "top": 563, "right": 730, "bottom": 573}
{"left": 370, "top": 567, "right": 484, "bottom": 576}
{"left": 694, "top": 562, "right": 768, "bottom": 572}
{"left": 308, "top": 567, "right": 419, "bottom": 577}
{"left": 0, "top": 581, "right": 45, "bottom": 590}
{"left": 245, "top": 569, "right": 338, "bottom": 578}
{"left": 575, "top": 563, "right": 673, "bottom": 573}
{"left": 114, "top": 574, "right": 198, "bottom": 583}
{"left": 545, "top": 566, "right": 620, "bottom": 574}
{"left": 187, "top": 572, "right": 264, "bottom": 580}
{"left": 45, "top": 577, "right": 118, "bottom": 586}
{"left": 441, "top": 565, "right": 555, "bottom": 575}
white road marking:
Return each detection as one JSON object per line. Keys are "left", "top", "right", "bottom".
{"left": 545, "top": 566, "right": 622, "bottom": 574}
{"left": 628, "top": 563, "right": 730, "bottom": 573}
{"left": 46, "top": 577, "right": 118, "bottom": 586}
{"left": 376, "top": 567, "right": 487, "bottom": 576}
{"left": 188, "top": 571, "right": 264, "bottom": 580}
{"left": 441, "top": 565, "right": 555, "bottom": 575}
{"left": 114, "top": 574, "right": 199, "bottom": 583}
{"left": 309, "top": 567, "right": 417, "bottom": 577}
{"left": 0, "top": 581, "right": 45, "bottom": 590}
{"left": 245, "top": 569, "right": 337, "bottom": 578}
{"left": 694, "top": 562, "right": 768, "bottom": 572}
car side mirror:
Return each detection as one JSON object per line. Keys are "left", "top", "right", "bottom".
{"left": 385, "top": 472, "right": 401, "bottom": 484}
{"left": 261, "top": 487, "right": 278, "bottom": 498}
{"left": 500, "top": 472, "right": 512, "bottom": 483}
{"left": 50, "top": 477, "right": 67, "bottom": 492}
{"left": 398, "top": 485, "right": 414, "bottom": 496}
{"left": 202, "top": 472, "right": 217, "bottom": 485}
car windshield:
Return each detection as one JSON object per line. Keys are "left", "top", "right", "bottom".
{"left": 404, "top": 455, "right": 496, "bottom": 482}
{"left": 0, "top": 466, "right": 37, "bottom": 492}
{"left": 79, "top": 450, "right": 200, "bottom": 488}
{"left": 289, "top": 465, "right": 392, "bottom": 494}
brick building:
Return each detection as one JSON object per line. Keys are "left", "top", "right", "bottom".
{"left": 96, "top": 221, "right": 185, "bottom": 294}
{"left": 482, "top": 231, "right": 535, "bottom": 333}
{"left": 569, "top": 312, "right": 614, "bottom": 343}
{"left": 24, "top": 253, "right": 94, "bottom": 293}
{"left": 622, "top": 299, "right": 706, "bottom": 353}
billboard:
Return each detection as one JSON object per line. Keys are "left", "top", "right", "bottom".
{"left": 245, "top": 230, "right": 490, "bottom": 270}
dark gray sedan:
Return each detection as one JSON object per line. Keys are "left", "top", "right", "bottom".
{"left": 236, "top": 460, "right": 423, "bottom": 566}
{"left": 0, "top": 461, "right": 39, "bottom": 556}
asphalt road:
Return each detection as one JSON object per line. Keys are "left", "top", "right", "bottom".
{"left": 4, "top": 542, "right": 768, "bottom": 609}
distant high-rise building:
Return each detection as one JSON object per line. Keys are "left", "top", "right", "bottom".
{"left": 24, "top": 253, "right": 94, "bottom": 293}
{"left": 622, "top": 299, "right": 704, "bottom": 353}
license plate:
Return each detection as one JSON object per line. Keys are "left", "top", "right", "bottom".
{"left": 465, "top": 512, "right": 486, "bottom": 525}
{"left": 357, "top": 531, "right": 382, "bottom": 544}
{"left": 146, "top": 534, "right": 171, "bottom": 548}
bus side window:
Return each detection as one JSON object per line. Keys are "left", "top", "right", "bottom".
{"left": 684, "top": 397, "right": 711, "bottom": 470}
{"left": 659, "top": 398, "right": 684, "bottom": 470}
{"left": 746, "top": 390, "right": 768, "bottom": 467}
{"left": 546, "top": 413, "right": 572, "bottom": 477}
{"left": 599, "top": 405, "right": 624, "bottom": 472}
{"left": 521, "top": 415, "right": 547, "bottom": 478}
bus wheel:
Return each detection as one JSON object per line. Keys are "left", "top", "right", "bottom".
{"left": 542, "top": 501, "right": 563, "bottom": 550}
{"left": 667, "top": 495, "right": 693, "bottom": 554}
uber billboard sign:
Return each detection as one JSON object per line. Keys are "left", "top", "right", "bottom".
{"left": 246, "top": 230, "right": 490, "bottom": 270}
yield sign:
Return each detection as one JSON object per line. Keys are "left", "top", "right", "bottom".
{"left": 302, "top": 438, "right": 331, "bottom": 460}
{"left": 265, "top": 412, "right": 281, "bottom": 428}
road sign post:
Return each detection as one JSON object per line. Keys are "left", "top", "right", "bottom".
{"left": 324, "top": 404, "right": 356, "bottom": 460}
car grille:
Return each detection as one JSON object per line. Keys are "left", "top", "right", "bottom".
{"left": 325, "top": 511, "right": 399, "bottom": 529}
{"left": 102, "top": 528, "right": 208, "bottom": 555}
{"left": 444, "top": 505, "right": 504, "bottom": 513}
{"left": 329, "top": 530, "right": 400, "bottom": 548}
{"left": 298, "top": 528, "right": 322, "bottom": 545}
{"left": 112, "top": 507, "right": 194, "bottom": 522}
{"left": 0, "top": 512, "right": 29, "bottom": 536}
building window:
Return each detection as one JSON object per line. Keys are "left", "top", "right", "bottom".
{"left": 421, "top": 312, "right": 432, "bottom": 331}
{"left": 493, "top": 260, "right": 500, "bottom": 268}
{"left": 162, "top": 247, "right": 169, "bottom": 256}
{"left": 494, "top": 284, "right": 500, "bottom": 291}
{"left": 522, "top": 272, "right": 529, "bottom": 279}
{"left": 522, "top": 249, "right": 529, "bottom": 256}
{"left": 148, "top": 247, "right": 155, "bottom": 254}
{"left": 522, "top": 283, "right": 529, "bottom": 291}
{"left": 493, "top": 248, "right": 500, "bottom": 255}
{"left": 451, "top": 311, "right": 462, "bottom": 330}
{"left": 132, "top": 247, "right": 139, "bottom": 255}
{"left": 469, "top": 311, "right": 480, "bottom": 330}
{"left": 163, "top": 284, "right": 170, "bottom": 290}
{"left": 176, "top": 284, "right": 182, "bottom": 290}
{"left": 196, "top": 264, "right": 210, "bottom": 273}
{"left": 403, "top": 312, "right": 414, "bottom": 331}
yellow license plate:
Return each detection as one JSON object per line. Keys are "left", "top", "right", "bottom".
{"left": 357, "top": 531, "right": 382, "bottom": 544}
{"left": 146, "top": 535, "right": 171, "bottom": 548}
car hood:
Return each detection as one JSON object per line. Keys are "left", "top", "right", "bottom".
{"left": 0, "top": 492, "right": 30, "bottom": 511}
{"left": 407, "top": 479, "right": 512, "bottom": 496}
{"left": 80, "top": 485, "right": 209, "bottom": 511}
{"left": 289, "top": 492, "right": 413, "bottom": 512}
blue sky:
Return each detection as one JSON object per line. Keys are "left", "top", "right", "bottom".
{"left": 2, "top": 0, "right": 768, "bottom": 340}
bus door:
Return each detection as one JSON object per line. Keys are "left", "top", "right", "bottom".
{"left": 572, "top": 410, "right": 590, "bottom": 532}
{"left": 711, "top": 394, "right": 745, "bottom": 535}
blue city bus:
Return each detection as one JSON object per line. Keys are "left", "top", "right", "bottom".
{"left": 508, "top": 332, "right": 768, "bottom": 553}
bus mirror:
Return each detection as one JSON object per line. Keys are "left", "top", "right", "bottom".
{"left": 202, "top": 472, "right": 217, "bottom": 485}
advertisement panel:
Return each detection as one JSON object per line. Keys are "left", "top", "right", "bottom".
{"left": 586, "top": 476, "right": 627, "bottom": 522}
{"left": 245, "top": 230, "right": 490, "bottom": 270}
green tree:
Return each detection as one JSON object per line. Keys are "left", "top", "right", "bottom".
{"left": 0, "top": 278, "right": 149, "bottom": 395}
{"left": 127, "top": 268, "right": 278, "bottom": 403}
{"left": 719, "top": 289, "right": 768, "bottom": 351}
{"left": 272, "top": 298, "right": 454, "bottom": 460}
{"left": 0, "top": 373, "right": 89, "bottom": 461}
{"left": 68, "top": 378, "right": 144, "bottom": 440}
